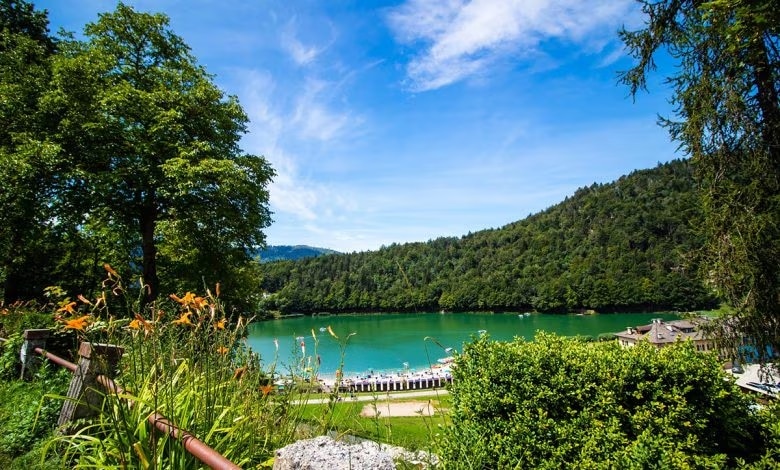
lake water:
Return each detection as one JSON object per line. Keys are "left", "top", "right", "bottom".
{"left": 245, "top": 312, "right": 679, "bottom": 376}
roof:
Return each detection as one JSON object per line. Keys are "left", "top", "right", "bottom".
{"left": 614, "top": 318, "right": 708, "bottom": 345}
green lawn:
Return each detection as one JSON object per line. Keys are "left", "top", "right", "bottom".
{"left": 299, "top": 394, "right": 452, "bottom": 450}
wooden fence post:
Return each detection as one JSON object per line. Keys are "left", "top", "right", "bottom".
{"left": 58, "top": 342, "right": 124, "bottom": 427}
{"left": 20, "top": 329, "right": 50, "bottom": 380}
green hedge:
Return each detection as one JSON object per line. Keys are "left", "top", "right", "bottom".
{"left": 439, "top": 333, "right": 774, "bottom": 468}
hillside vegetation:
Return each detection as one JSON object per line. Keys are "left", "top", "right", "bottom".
{"left": 261, "top": 159, "right": 717, "bottom": 314}
{"left": 255, "top": 245, "right": 340, "bottom": 263}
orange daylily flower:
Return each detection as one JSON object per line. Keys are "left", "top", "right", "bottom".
{"left": 63, "top": 315, "right": 90, "bottom": 331}
{"left": 172, "top": 311, "right": 193, "bottom": 326}
{"left": 170, "top": 292, "right": 208, "bottom": 311}
{"left": 104, "top": 263, "right": 119, "bottom": 278}
{"left": 128, "top": 314, "right": 152, "bottom": 333}
{"left": 260, "top": 384, "right": 274, "bottom": 396}
{"left": 233, "top": 366, "right": 247, "bottom": 380}
{"left": 57, "top": 301, "right": 77, "bottom": 315}
{"left": 214, "top": 318, "right": 226, "bottom": 330}
{"left": 192, "top": 296, "right": 208, "bottom": 310}
{"left": 217, "top": 346, "right": 229, "bottom": 355}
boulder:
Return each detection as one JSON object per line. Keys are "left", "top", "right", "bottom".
{"left": 273, "top": 435, "right": 396, "bottom": 470}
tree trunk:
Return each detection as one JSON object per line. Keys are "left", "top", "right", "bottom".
{"left": 140, "top": 203, "right": 159, "bottom": 306}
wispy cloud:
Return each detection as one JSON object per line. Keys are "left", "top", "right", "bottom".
{"left": 280, "top": 18, "right": 334, "bottom": 66}
{"left": 292, "top": 78, "right": 361, "bottom": 142}
{"left": 387, "top": 0, "right": 637, "bottom": 91}
{"left": 232, "top": 68, "right": 363, "bottom": 229}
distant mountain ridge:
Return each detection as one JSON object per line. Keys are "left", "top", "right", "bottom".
{"left": 260, "top": 160, "right": 717, "bottom": 314}
{"left": 256, "top": 245, "right": 339, "bottom": 262}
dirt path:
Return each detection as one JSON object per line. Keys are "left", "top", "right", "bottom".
{"left": 359, "top": 400, "right": 442, "bottom": 417}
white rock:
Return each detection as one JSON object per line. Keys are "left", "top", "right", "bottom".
{"left": 273, "top": 436, "right": 396, "bottom": 470}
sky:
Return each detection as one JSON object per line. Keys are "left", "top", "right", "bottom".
{"left": 37, "top": 0, "right": 680, "bottom": 253}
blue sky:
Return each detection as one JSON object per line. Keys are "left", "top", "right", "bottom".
{"left": 37, "top": 0, "right": 679, "bottom": 253}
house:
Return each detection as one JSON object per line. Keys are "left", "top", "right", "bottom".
{"left": 614, "top": 318, "right": 716, "bottom": 352}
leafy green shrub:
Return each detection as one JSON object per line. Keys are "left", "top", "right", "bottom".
{"left": 0, "top": 365, "right": 70, "bottom": 461}
{"left": 438, "top": 333, "right": 771, "bottom": 468}
{"left": 0, "top": 303, "right": 55, "bottom": 338}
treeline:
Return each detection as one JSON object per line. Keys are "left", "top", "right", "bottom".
{"left": 261, "top": 160, "right": 717, "bottom": 313}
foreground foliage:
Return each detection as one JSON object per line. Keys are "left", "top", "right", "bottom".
{"left": 38, "top": 274, "right": 310, "bottom": 468}
{"left": 439, "top": 333, "right": 776, "bottom": 468}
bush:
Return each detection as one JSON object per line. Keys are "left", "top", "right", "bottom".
{"left": 0, "top": 365, "right": 70, "bottom": 462}
{"left": 438, "top": 333, "right": 771, "bottom": 468}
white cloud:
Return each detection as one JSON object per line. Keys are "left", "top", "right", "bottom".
{"left": 231, "top": 68, "right": 363, "bottom": 229}
{"left": 291, "top": 78, "right": 359, "bottom": 142}
{"left": 387, "top": 0, "right": 637, "bottom": 91}
{"left": 280, "top": 19, "right": 332, "bottom": 66}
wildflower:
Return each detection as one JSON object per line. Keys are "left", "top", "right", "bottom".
{"left": 77, "top": 294, "right": 92, "bottom": 305}
{"left": 170, "top": 292, "right": 208, "bottom": 311}
{"left": 128, "top": 314, "right": 153, "bottom": 334}
{"left": 57, "top": 301, "right": 77, "bottom": 315}
{"left": 260, "top": 384, "right": 274, "bottom": 396}
{"left": 215, "top": 282, "right": 220, "bottom": 298}
{"left": 233, "top": 366, "right": 247, "bottom": 380}
{"left": 63, "top": 315, "right": 91, "bottom": 331}
{"left": 215, "top": 318, "right": 226, "bottom": 330}
{"left": 172, "top": 311, "right": 193, "bottom": 326}
{"left": 180, "top": 292, "right": 196, "bottom": 305}
{"left": 217, "top": 346, "right": 229, "bottom": 355}
{"left": 191, "top": 296, "right": 208, "bottom": 311}
{"left": 104, "top": 263, "right": 119, "bottom": 278}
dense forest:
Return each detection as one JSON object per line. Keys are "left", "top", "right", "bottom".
{"left": 255, "top": 246, "right": 340, "bottom": 263}
{"left": 261, "top": 159, "right": 718, "bottom": 314}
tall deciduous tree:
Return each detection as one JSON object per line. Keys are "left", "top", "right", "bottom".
{"left": 45, "top": 3, "right": 274, "bottom": 308}
{"left": 620, "top": 0, "right": 779, "bottom": 360}
{"left": 0, "top": 0, "right": 62, "bottom": 302}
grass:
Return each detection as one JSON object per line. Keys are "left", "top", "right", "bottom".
{"left": 298, "top": 393, "right": 452, "bottom": 450}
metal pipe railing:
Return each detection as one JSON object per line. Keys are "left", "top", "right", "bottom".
{"left": 33, "top": 346, "right": 77, "bottom": 372}
{"left": 4, "top": 334, "right": 241, "bottom": 469}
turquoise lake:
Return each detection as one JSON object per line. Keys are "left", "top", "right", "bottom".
{"left": 245, "top": 312, "right": 680, "bottom": 376}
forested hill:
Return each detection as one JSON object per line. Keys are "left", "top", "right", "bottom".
{"left": 255, "top": 245, "right": 339, "bottom": 263}
{"left": 260, "top": 160, "right": 717, "bottom": 314}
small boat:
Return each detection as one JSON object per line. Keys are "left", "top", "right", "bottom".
{"left": 478, "top": 329, "right": 487, "bottom": 335}
{"left": 524, "top": 312, "right": 531, "bottom": 317}
{"left": 319, "top": 327, "right": 327, "bottom": 332}
{"left": 437, "top": 356, "right": 455, "bottom": 364}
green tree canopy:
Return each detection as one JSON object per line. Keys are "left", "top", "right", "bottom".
{"left": 1, "top": 2, "right": 275, "bottom": 311}
{"left": 45, "top": 3, "right": 275, "bottom": 309}
{"left": 620, "top": 1, "right": 779, "bottom": 361}
{"left": 0, "top": 0, "right": 69, "bottom": 302}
